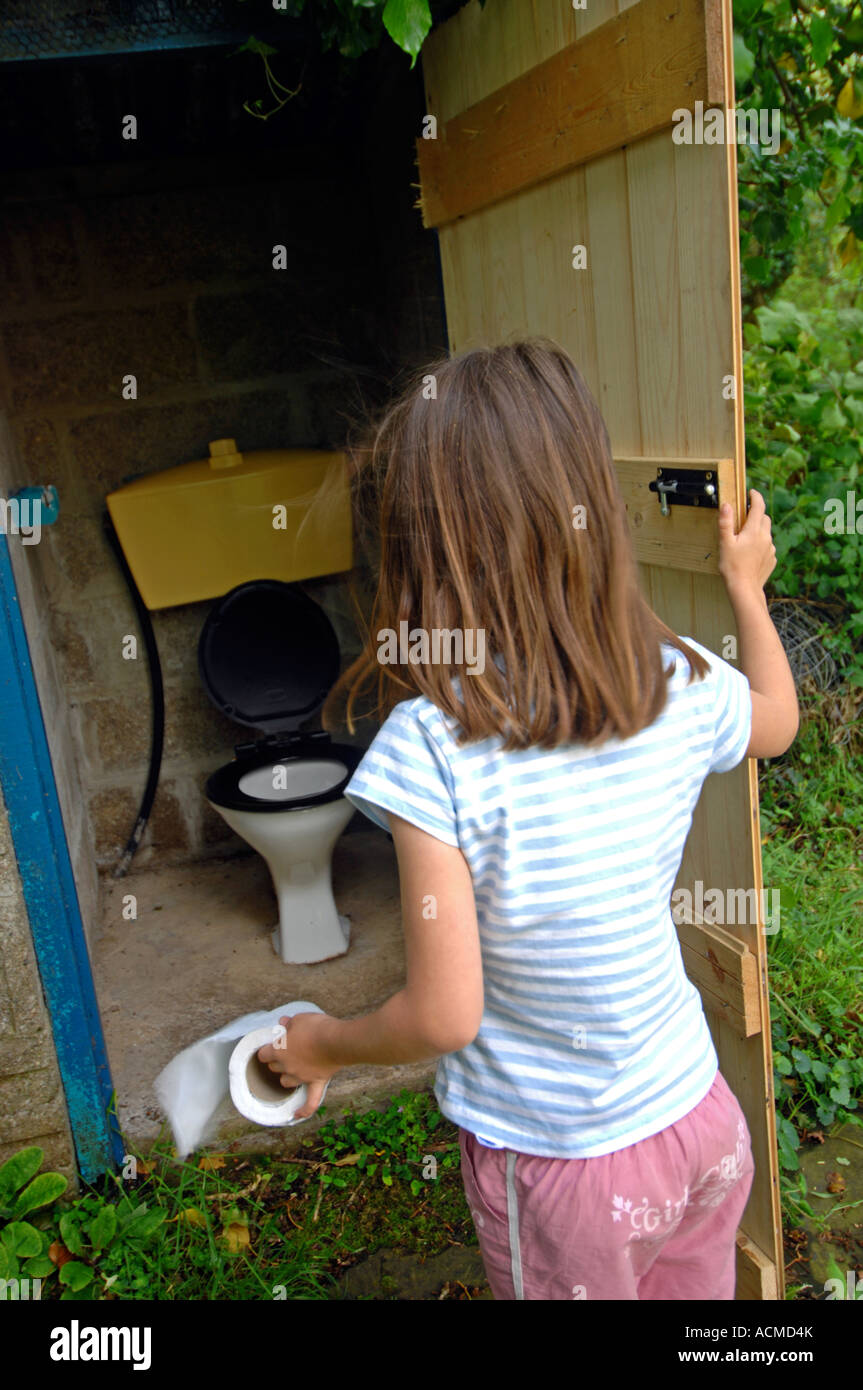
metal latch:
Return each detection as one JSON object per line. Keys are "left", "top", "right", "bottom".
{"left": 649, "top": 467, "right": 718, "bottom": 517}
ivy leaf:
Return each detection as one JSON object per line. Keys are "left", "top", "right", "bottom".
{"left": 233, "top": 35, "right": 279, "bottom": 58}
{"left": 382, "top": 0, "right": 432, "bottom": 66}
{"left": 809, "top": 16, "right": 834, "bottom": 70}
{"left": 744, "top": 254, "right": 771, "bottom": 281}
{"left": 791, "top": 1048, "right": 812, "bottom": 1074}
{"left": 733, "top": 33, "right": 756, "bottom": 88}
{"left": 824, "top": 191, "right": 851, "bottom": 233}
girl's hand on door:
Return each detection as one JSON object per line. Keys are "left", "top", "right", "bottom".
{"left": 717, "top": 489, "right": 777, "bottom": 597}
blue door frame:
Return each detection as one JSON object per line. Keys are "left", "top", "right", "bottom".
{"left": 0, "top": 534, "right": 123, "bottom": 1180}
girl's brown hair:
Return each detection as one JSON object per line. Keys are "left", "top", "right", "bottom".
{"left": 322, "top": 336, "right": 710, "bottom": 752}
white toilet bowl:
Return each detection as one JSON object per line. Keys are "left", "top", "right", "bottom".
{"left": 199, "top": 580, "right": 364, "bottom": 965}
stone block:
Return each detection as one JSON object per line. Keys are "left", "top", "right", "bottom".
{"left": 65, "top": 388, "right": 301, "bottom": 511}
{"left": 81, "top": 695, "right": 152, "bottom": 771}
{"left": 82, "top": 594, "right": 146, "bottom": 687}
{"left": 50, "top": 515, "right": 118, "bottom": 600}
{"left": 8, "top": 416, "right": 65, "bottom": 484}
{"left": 0, "top": 1062, "right": 64, "bottom": 1118}
{"left": 0, "top": 1092, "right": 70, "bottom": 1147}
{"left": 141, "top": 780, "right": 190, "bottom": 854}
{"left": 0, "top": 798, "right": 20, "bottom": 894}
{"left": 304, "top": 373, "right": 367, "bottom": 448}
{"left": 194, "top": 285, "right": 318, "bottom": 382}
{"left": 0, "top": 213, "right": 32, "bottom": 312}
{"left": 162, "top": 685, "right": 240, "bottom": 761}
{"left": 81, "top": 183, "right": 300, "bottom": 292}
{"left": 48, "top": 609, "right": 94, "bottom": 687}
{"left": 6, "top": 205, "right": 85, "bottom": 305}
{"left": 88, "top": 786, "right": 140, "bottom": 861}
{"left": 20, "top": 525, "right": 71, "bottom": 612}
{"left": 0, "top": 963, "right": 12, "bottom": 1035}
{"left": 0, "top": 1032, "right": 58, "bottom": 1075}
{"left": 150, "top": 602, "right": 209, "bottom": 678}
{"left": 6, "top": 301, "right": 196, "bottom": 412}
{"left": 0, "top": 921, "right": 52, "bottom": 1037}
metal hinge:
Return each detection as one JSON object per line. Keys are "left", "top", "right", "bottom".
{"left": 233, "top": 729, "right": 330, "bottom": 759}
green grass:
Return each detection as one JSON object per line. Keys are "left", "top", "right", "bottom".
{"left": 759, "top": 682, "right": 863, "bottom": 1281}
{"left": 11, "top": 1091, "right": 478, "bottom": 1301}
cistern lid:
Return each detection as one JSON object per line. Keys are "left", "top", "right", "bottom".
{"left": 198, "top": 580, "right": 341, "bottom": 733}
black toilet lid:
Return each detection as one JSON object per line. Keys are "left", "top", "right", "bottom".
{"left": 198, "top": 580, "right": 341, "bottom": 732}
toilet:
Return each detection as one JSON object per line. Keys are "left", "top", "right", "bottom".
{"left": 198, "top": 578, "right": 364, "bottom": 965}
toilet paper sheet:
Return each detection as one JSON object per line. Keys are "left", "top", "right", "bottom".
{"left": 154, "top": 1001, "right": 324, "bottom": 1158}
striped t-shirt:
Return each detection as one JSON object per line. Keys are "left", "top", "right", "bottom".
{"left": 343, "top": 635, "right": 752, "bottom": 1159}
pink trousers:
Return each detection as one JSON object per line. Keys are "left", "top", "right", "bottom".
{"left": 458, "top": 1069, "right": 755, "bottom": 1300}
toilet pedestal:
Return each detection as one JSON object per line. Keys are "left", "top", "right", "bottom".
{"left": 210, "top": 795, "right": 355, "bottom": 964}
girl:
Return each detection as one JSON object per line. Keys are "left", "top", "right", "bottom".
{"left": 257, "top": 337, "right": 798, "bottom": 1301}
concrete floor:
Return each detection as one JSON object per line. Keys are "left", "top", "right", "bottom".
{"left": 92, "top": 828, "right": 438, "bottom": 1157}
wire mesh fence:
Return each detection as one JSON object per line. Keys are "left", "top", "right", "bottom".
{"left": 770, "top": 598, "right": 842, "bottom": 694}
{"left": 0, "top": 0, "right": 263, "bottom": 62}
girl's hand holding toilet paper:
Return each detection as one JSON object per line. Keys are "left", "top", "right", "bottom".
{"left": 257, "top": 1013, "right": 339, "bottom": 1118}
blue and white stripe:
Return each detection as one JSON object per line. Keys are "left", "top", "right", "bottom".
{"left": 344, "top": 635, "right": 752, "bottom": 1158}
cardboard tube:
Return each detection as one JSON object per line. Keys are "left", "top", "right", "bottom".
{"left": 228, "top": 1023, "right": 329, "bottom": 1126}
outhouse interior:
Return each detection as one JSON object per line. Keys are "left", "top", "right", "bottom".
{"left": 0, "top": 25, "right": 455, "bottom": 1155}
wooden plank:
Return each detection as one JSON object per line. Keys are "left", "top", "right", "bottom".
{"left": 420, "top": 0, "right": 783, "bottom": 1302}
{"left": 675, "top": 913, "right": 761, "bottom": 1038}
{"left": 417, "top": 0, "right": 723, "bottom": 228}
{"left": 615, "top": 456, "right": 735, "bottom": 573}
{"left": 736, "top": 1231, "right": 780, "bottom": 1301}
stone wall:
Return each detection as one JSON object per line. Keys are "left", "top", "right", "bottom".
{"left": 0, "top": 776, "right": 76, "bottom": 1180}
{"left": 0, "top": 42, "right": 446, "bottom": 918}
{"left": 0, "top": 406, "right": 87, "bottom": 1182}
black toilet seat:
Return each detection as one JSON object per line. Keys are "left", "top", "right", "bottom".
{"left": 205, "top": 740, "right": 364, "bottom": 813}
{"left": 199, "top": 580, "right": 364, "bottom": 813}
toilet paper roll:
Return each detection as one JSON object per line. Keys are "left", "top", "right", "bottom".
{"left": 154, "top": 999, "right": 327, "bottom": 1157}
{"left": 228, "top": 1017, "right": 330, "bottom": 1127}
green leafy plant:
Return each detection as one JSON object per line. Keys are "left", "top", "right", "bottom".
{"left": 231, "top": 0, "right": 448, "bottom": 118}
{"left": 307, "top": 1089, "right": 459, "bottom": 1195}
{"left": 733, "top": 0, "right": 863, "bottom": 313}
{"left": 0, "top": 1148, "right": 67, "bottom": 1295}
{"left": 744, "top": 290, "right": 863, "bottom": 683}
{"left": 54, "top": 1191, "right": 167, "bottom": 1300}
{"left": 771, "top": 1011, "right": 863, "bottom": 1172}
{"left": 0, "top": 1146, "right": 171, "bottom": 1300}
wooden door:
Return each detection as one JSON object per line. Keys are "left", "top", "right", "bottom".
{"left": 417, "top": 0, "right": 782, "bottom": 1300}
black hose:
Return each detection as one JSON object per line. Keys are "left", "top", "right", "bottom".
{"left": 102, "top": 508, "right": 165, "bottom": 878}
